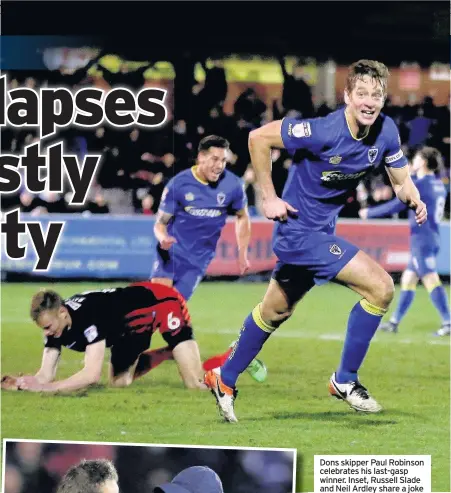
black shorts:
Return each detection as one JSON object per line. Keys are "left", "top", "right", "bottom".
{"left": 109, "top": 324, "right": 194, "bottom": 376}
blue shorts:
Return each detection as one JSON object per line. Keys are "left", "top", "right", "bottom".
{"left": 272, "top": 230, "right": 359, "bottom": 300}
{"left": 407, "top": 244, "right": 440, "bottom": 277}
{"left": 150, "top": 248, "right": 204, "bottom": 301}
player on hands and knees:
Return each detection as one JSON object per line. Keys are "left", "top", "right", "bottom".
{"left": 204, "top": 60, "right": 427, "bottom": 422}
{"left": 150, "top": 135, "right": 267, "bottom": 383}
{"left": 360, "top": 146, "right": 449, "bottom": 336}
{"left": 15, "top": 283, "right": 207, "bottom": 392}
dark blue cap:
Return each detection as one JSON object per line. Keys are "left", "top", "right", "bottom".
{"left": 154, "top": 466, "right": 224, "bottom": 493}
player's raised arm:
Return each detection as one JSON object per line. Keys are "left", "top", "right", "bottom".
{"left": 385, "top": 166, "right": 427, "bottom": 225}
{"left": 19, "top": 340, "right": 106, "bottom": 392}
{"left": 248, "top": 121, "right": 297, "bottom": 222}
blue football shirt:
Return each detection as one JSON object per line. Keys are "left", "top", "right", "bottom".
{"left": 158, "top": 166, "right": 247, "bottom": 270}
{"left": 367, "top": 174, "right": 447, "bottom": 248}
{"left": 279, "top": 107, "right": 408, "bottom": 234}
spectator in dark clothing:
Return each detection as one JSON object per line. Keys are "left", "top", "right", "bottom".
{"left": 279, "top": 57, "right": 314, "bottom": 118}
{"left": 86, "top": 192, "right": 110, "bottom": 214}
{"left": 234, "top": 88, "right": 266, "bottom": 126}
{"left": 100, "top": 62, "right": 152, "bottom": 89}
{"left": 196, "top": 59, "right": 228, "bottom": 119}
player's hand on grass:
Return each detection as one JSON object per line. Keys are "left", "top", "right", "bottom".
{"left": 17, "top": 375, "right": 47, "bottom": 392}
{"left": 1, "top": 375, "right": 20, "bottom": 391}
{"left": 238, "top": 251, "right": 250, "bottom": 275}
{"left": 262, "top": 196, "right": 297, "bottom": 222}
{"left": 412, "top": 200, "right": 427, "bottom": 225}
{"left": 358, "top": 208, "right": 368, "bottom": 220}
{"left": 159, "top": 235, "right": 177, "bottom": 250}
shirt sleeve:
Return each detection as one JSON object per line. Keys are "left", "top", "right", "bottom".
{"left": 383, "top": 118, "right": 408, "bottom": 169}
{"left": 230, "top": 179, "right": 247, "bottom": 213}
{"left": 280, "top": 117, "right": 321, "bottom": 154}
{"left": 44, "top": 335, "right": 62, "bottom": 351}
{"left": 158, "top": 177, "right": 180, "bottom": 216}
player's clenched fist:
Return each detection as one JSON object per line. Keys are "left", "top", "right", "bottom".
{"left": 159, "top": 235, "right": 177, "bottom": 250}
{"left": 262, "top": 196, "right": 298, "bottom": 222}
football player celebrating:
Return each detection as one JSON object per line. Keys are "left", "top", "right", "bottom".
{"left": 150, "top": 134, "right": 266, "bottom": 382}
{"left": 360, "top": 146, "right": 449, "bottom": 336}
{"left": 204, "top": 59, "right": 427, "bottom": 422}
{"left": 12, "top": 282, "right": 207, "bottom": 392}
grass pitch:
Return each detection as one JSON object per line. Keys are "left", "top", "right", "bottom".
{"left": 1, "top": 282, "right": 449, "bottom": 491}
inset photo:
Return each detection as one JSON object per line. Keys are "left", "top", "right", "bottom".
{"left": 3, "top": 440, "right": 296, "bottom": 493}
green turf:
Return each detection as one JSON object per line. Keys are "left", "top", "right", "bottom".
{"left": 2, "top": 282, "right": 450, "bottom": 491}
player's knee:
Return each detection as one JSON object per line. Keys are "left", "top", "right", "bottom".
{"left": 370, "top": 274, "right": 395, "bottom": 308}
{"left": 109, "top": 374, "right": 133, "bottom": 388}
{"left": 422, "top": 272, "right": 440, "bottom": 290}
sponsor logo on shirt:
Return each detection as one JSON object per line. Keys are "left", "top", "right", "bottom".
{"left": 321, "top": 170, "right": 369, "bottom": 182}
{"left": 184, "top": 206, "right": 222, "bottom": 217}
{"left": 385, "top": 149, "right": 404, "bottom": 164}
{"left": 84, "top": 325, "right": 98, "bottom": 343}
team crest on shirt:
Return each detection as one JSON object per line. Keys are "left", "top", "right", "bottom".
{"left": 368, "top": 147, "right": 378, "bottom": 163}
{"left": 217, "top": 192, "right": 226, "bottom": 205}
{"left": 329, "top": 155, "right": 342, "bottom": 165}
{"left": 329, "top": 244, "right": 342, "bottom": 256}
{"left": 185, "top": 192, "right": 195, "bottom": 201}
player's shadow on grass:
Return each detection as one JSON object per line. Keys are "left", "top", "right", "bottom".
{"left": 243, "top": 410, "right": 412, "bottom": 425}
{"left": 262, "top": 408, "right": 423, "bottom": 423}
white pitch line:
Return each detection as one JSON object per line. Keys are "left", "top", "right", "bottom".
{"left": 2, "top": 318, "right": 449, "bottom": 346}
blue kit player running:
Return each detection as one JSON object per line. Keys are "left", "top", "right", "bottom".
{"left": 151, "top": 135, "right": 250, "bottom": 299}
{"left": 360, "top": 146, "right": 450, "bottom": 336}
{"left": 151, "top": 135, "right": 267, "bottom": 382}
{"left": 204, "top": 60, "right": 427, "bottom": 422}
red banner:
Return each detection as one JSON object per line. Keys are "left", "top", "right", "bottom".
{"left": 336, "top": 221, "right": 410, "bottom": 271}
{"left": 206, "top": 220, "right": 410, "bottom": 276}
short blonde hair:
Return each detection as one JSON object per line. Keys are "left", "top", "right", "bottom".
{"left": 30, "top": 290, "right": 63, "bottom": 322}
{"left": 346, "top": 59, "right": 389, "bottom": 95}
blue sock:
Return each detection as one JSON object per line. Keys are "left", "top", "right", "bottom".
{"left": 429, "top": 284, "right": 451, "bottom": 324}
{"left": 390, "top": 288, "right": 416, "bottom": 324}
{"left": 221, "top": 304, "right": 274, "bottom": 388}
{"left": 336, "top": 299, "right": 387, "bottom": 384}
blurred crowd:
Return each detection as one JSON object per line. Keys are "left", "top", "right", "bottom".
{"left": 2, "top": 54, "right": 450, "bottom": 219}
{"left": 4, "top": 442, "right": 294, "bottom": 493}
